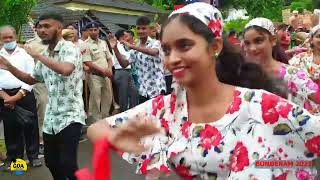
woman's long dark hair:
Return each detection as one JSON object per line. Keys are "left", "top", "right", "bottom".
{"left": 160, "top": 14, "right": 287, "bottom": 98}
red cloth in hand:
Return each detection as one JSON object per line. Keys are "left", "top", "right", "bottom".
{"left": 75, "top": 139, "right": 113, "bottom": 180}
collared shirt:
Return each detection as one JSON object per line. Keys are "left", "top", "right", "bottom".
{"left": 82, "top": 37, "right": 112, "bottom": 68}
{"left": 32, "top": 39, "right": 86, "bottom": 135}
{"left": 112, "top": 42, "right": 131, "bottom": 70}
{"left": 129, "top": 37, "right": 166, "bottom": 98}
{"left": 78, "top": 39, "right": 85, "bottom": 44}
{"left": 0, "top": 46, "right": 34, "bottom": 91}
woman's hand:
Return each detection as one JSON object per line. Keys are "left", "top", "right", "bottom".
{"left": 109, "top": 119, "right": 160, "bottom": 155}
{"left": 87, "top": 115, "right": 161, "bottom": 155}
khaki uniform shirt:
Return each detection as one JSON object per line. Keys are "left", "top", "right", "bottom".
{"left": 82, "top": 37, "right": 112, "bottom": 68}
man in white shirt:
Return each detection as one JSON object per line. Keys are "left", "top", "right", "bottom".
{"left": 0, "top": 25, "right": 41, "bottom": 169}
{"left": 78, "top": 27, "right": 89, "bottom": 44}
{"left": 112, "top": 30, "right": 138, "bottom": 112}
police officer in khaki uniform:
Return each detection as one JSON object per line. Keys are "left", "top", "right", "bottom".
{"left": 82, "top": 22, "right": 113, "bottom": 121}
{"left": 25, "top": 22, "right": 48, "bottom": 152}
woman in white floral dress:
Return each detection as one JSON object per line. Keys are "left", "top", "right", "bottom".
{"left": 87, "top": 3, "right": 320, "bottom": 180}
{"left": 243, "top": 18, "right": 320, "bottom": 115}
{"left": 289, "top": 25, "right": 320, "bottom": 82}
{"left": 288, "top": 25, "right": 320, "bottom": 114}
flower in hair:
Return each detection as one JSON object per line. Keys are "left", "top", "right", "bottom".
{"left": 208, "top": 19, "right": 222, "bottom": 37}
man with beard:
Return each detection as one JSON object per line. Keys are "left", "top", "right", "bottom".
{"left": 25, "top": 21, "right": 48, "bottom": 155}
{"left": 0, "top": 25, "right": 41, "bottom": 170}
{"left": 0, "top": 13, "right": 85, "bottom": 180}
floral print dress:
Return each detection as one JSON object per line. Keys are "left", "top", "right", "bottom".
{"left": 289, "top": 51, "right": 320, "bottom": 83}
{"left": 105, "top": 85, "right": 320, "bottom": 179}
{"left": 278, "top": 64, "right": 320, "bottom": 115}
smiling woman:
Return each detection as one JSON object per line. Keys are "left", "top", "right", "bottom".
{"left": 86, "top": 3, "right": 320, "bottom": 179}
{"left": 243, "top": 18, "right": 320, "bottom": 116}
{"left": 161, "top": 12, "right": 283, "bottom": 96}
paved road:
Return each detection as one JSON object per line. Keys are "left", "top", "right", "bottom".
{"left": 1, "top": 140, "right": 179, "bottom": 180}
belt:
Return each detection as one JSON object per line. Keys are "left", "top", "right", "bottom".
{"left": 91, "top": 73, "right": 104, "bottom": 78}
{"left": 1, "top": 87, "right": 32, "bottom": 96}
{"left": 2, "top": 87, "right": 21, "bottom": 95}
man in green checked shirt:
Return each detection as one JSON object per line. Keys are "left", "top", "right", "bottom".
{"left": 0, "top": 13, "right": 85, "bottom": 180}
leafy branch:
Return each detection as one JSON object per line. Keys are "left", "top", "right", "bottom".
{"left": 0, "top": 0, "right": 38, "bottom": 39}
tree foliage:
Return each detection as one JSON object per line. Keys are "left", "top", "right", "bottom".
{"left": 0, "top": 0, "right": 37, "bottom": 34}
{"left": 136, "top": 0, "right": 185, "bottom": 10}
{"left": 224, "top": 18, "right": 251, "bottom": 33}
{"left": 135, "top": 0, "right": 320, "bottom": 22}
{"left": 222, "top": 0, "right": 284, "bottom": 22}
{"left": 288, "top": 0, "right": 319, "bottom": 12}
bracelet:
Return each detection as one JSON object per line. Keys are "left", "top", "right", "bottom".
{"left": 18, "top": 89, "right": 26, "bottom": 97}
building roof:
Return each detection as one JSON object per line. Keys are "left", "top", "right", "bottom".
{"left": 26, "top": 0, "right": 163, "bottom": 40}
{"left": 32, "top": 2, "right": 87, "bottom": 25}
{"left": 92, "top": 11, "right": 138, "bottom": 26}
{"left": 49, "top": 0, "right": 163, "bottom": 13}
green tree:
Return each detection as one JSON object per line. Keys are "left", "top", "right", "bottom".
{"left": 137, "top": 0, "right": 286, "bottom": 22}
{"left": 224, "top": 18, "right": 251, "bottom": 34}
{"left": 136, "top": 0, "right": 184, "bottom": 10}
{"left": 0, "top": 0, "right": 37, "bottom": 37}
{"left": 289, "top": 0, "right": 313, "bottom": 12}
{"left": 229, "top": 0, "right": 284, "bottom": 22}
{"left": 313, "top": 0, "right": 320, "bottom": 8}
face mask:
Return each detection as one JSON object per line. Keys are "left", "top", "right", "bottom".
{"left": 3, "top": 41, "right": 17, "bottom": 50}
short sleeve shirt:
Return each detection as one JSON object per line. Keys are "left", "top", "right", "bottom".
{"left": 82, "top": 37, "right": 112, "bottom": 68}
{"left": 0, "top": 47, "right": 34, "bottom": 91}
{"left": 32, "top": 39, "right": 86, "bottom": 134}
{"left": 128, "top": 37, "right": 166, "bottom": 98}
{"left": 112, "top": 42, "right": 131, "bottom": 69}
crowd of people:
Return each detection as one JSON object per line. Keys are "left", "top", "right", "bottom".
{"left": 1, "top": 2, "right": 320, "bottom": 180}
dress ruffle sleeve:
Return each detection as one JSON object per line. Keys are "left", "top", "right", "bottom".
{"left": 104, "top": 94, "right": 176, "bottom": 176}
